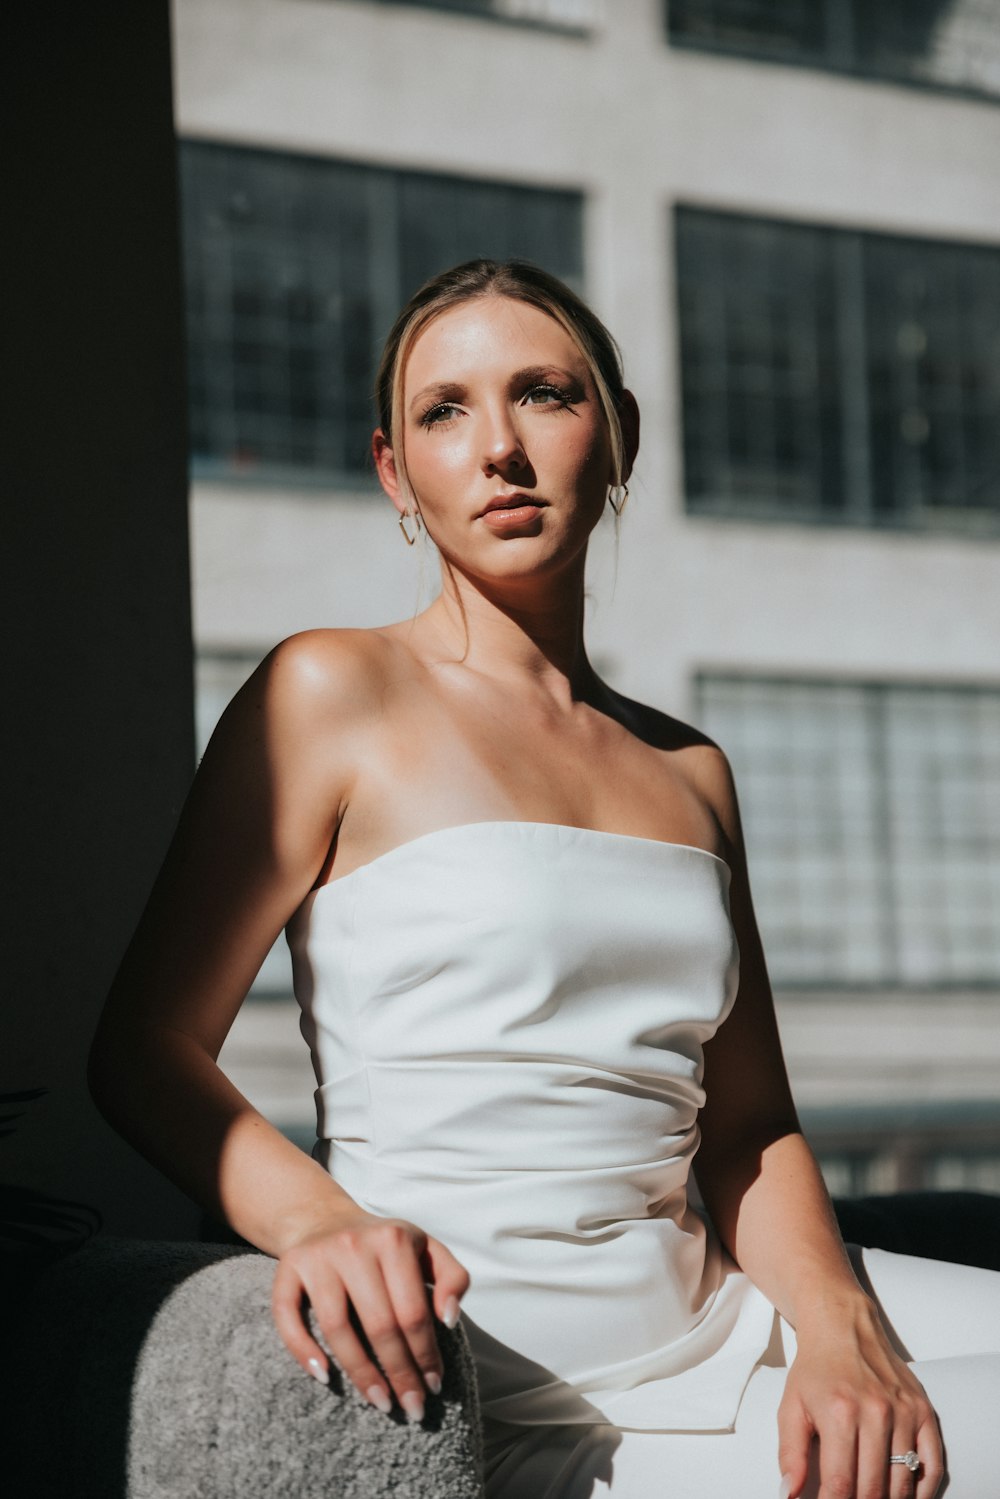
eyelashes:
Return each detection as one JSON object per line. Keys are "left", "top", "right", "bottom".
{"left": 417, "top": 401, "right": 462, "bottom": 428}
{"left": 417, "top": 383, "right": 579, "bottom": 429}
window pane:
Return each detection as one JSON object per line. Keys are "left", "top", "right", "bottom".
{"left": 676, "top": 209, "right": 846, "bottom": 520}
{"left": 884, "top": 688, "right": 1000, "bottom": 984}
{"left": 852, "top": 0, "right": 1000, "bottom": 98}
{"left": 666, "top": 0, "right": 1000, "bottom": 101}
{"left": 669, "top": 0, "right": 830, "bottom": 64}
{"left": 361, "top": 0, "right": 596, "bottom": 27}
{"left": 865, "top": 235, "right": 1000, "bottom": 522}
{"left": 697, "top": 675, "right": 1000, "bottom": 987}
{"left": 676, "top": 206, "right": 1000, "bottom": 531}
{"left": 180, "top": 142, "right": 583, "bottom": 485}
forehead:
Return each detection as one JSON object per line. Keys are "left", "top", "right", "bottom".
{"left": 404, "top": 295, "right": 586, "bottom": 387}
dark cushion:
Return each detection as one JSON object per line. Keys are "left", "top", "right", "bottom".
{"left": 834, "top": 1190, "right": 1000, "bottom": 1271}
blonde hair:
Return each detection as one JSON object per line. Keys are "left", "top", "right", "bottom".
{"left": 374, "top": 259, "right": 626, "bottom": 515}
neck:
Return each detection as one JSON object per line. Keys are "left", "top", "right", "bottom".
{"left": 417, "top": 556, "right": 602, "bottom": 709}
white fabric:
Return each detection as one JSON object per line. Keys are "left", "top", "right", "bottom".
{"left": 287, "top": 820, "right": 1000, "bottom": 1494}
{"left": 288, "top": 820, "right": 776, "bottom": 1431}
{"left": 483, "top": 1246, "right": 1000, "bottom": 1497}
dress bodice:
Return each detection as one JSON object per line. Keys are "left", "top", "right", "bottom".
{"left": 287, "top": 821, "right": 776, "bottom": 1432}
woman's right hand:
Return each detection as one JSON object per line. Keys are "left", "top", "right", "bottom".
{"left": 271, "top": 1209, "right": 471, "bottom": 1421}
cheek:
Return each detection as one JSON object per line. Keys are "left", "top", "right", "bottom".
{"left": 406, "top": 434, "right": 471, "bottom": 502}
{"left": 555, "top": 418, "right": 611, "bottom": 492}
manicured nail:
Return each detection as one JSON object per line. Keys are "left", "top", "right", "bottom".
{"left": 307, "top": 1356, "right": 329, "bottom": 1386}
{"left": 425, "top": 1371, "right": 442, "bottom": 1395}
{"left": 366, "top": 1384, "right": 392, "bottom": 1414}
{"left": 442, "top": 1295, "right": 460, "bottom": 1329}
{"left": 778, "top": 1476, "right": 792, "bottom": 1499}
{"left": 401, "top": 1390, "right": 425, "bottom": 1424}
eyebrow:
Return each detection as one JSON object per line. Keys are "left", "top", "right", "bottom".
{"left": 408, "top": 365, "right": 585, "bottom": 416}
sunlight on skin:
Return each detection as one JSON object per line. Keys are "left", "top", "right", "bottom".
{"left": 372, "top": 298, "right": 628, "bottom": 645}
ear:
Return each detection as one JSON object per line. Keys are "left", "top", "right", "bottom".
{"left": 617, "top": 390, "right": 640, "bottom": 485}
{"left": 372, "top": 429, "right": 406, "bottom": 513}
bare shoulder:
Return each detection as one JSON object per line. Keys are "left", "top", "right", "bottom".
{"left": 206, "top": 627, "right": 400, "bottom": 758}
{"left": 193, "top": 627, "right": 405, "bottom": 827}
{"left": 608, "top": 689, "right": 743, "bottom": 851}
{"left": 248, "top": 626, "right": 396, "bottom": 718}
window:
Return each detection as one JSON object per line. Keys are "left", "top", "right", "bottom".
{"left": 666, "top": 0, "right": 1000, "bottom": 102}
{"left": 358, "top": 0, "right": 596, "bottom": 29}
{"left": 695, "top": 675, "right": 1000, "bottom": 987}
{"left": 675, "top": 207, "right": 1000, "bottom": 530}
{"left": 179, "top": 142, "right": 584, "bottom": 485}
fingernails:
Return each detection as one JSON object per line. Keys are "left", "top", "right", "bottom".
{"left": 401, "top": 1390, "right": 425, "bottom": 1424}
{"left": 425, "top": 1371, "right": 442, "bottom": 1395}
{"left": 366, "top": 1384, "right": 392, "bottom": 1414}
{"left": 778, "top": 1476, "right": 792, "bottom": 1499}
{"left": 307, "top": 1356, "right": 329, "bottom": 1386}
{"left": 442, "top": 1295, "right": 460, "bottom": 1329}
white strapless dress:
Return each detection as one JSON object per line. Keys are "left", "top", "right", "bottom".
{"left": 286, "top": 820, "right": 777, "bottom": 1434}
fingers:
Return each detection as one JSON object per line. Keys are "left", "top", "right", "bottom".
{"left": 913, "top": 1405, "right": 945, "bottom": 1499}
{"left": 423, "top": 1233, "right": 472, "bottom": 1327}
{"left": 271, "top": 1218, "right": 471, "bottom": 1421}
{"left": 271, "top": 1257, "right": 340, "bottom": 1385}
{"left": 380, "top": 1231, "right": 452, "bottom": 1389}
{"left": 776, "top": 1393, "right": 813, "bottom": 1499}
{"left": 813, "top": 1391, "right": 860, "bottom": 1498}
{"left": 855, "top": 1392, "right": 894, "bottom": 1499}
{"left": 274, "top": 1257, "right": 393, "bottom": 1410}
{"left": 337, "top": 1229, "right": 438, "bottom": 1419}
{"left": 886, "top": 1437, "right": 920, "bottom": 1499}
{"left": 804, "top": 1395, "right": 943, "bottom": 1499}
{"left": 887, "top": 1395, "right": 944, "bottom": 1499}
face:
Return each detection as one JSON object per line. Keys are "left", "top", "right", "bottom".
{"left": 376, "top": 296, "right": 616, "bottom": 582}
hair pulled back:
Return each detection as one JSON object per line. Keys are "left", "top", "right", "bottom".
{"left": 374, "top": 259, "right": 626, "bottom": 508}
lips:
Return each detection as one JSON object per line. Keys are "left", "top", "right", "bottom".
{"left": 479, "top": 493, "right": 545, "bottom": 517}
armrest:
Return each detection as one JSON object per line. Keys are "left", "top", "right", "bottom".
{"left": 2, "top": 1236, "right": 484, "bottom": 1499}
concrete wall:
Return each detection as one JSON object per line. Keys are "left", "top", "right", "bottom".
{"left": 172, "top": 0, "right": 1000, "bottom": 1155}
{"left": 5, "top": 3, "right": 199, "bottom": 1237}
{"left": 176, "top": 0, "right": 1000, "bottom": 711}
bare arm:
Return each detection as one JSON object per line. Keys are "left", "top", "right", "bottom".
{"left": 691, "top": 746, "right": 942, "bottom": 1499}
{"left": 89, "top": 632, "right": 467, "bottom": 1417}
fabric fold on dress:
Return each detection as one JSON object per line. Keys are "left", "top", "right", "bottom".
{"left": 287, "top": 820, "right": 778, "bottom": 1433}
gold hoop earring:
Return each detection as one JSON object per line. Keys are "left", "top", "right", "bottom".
{"left": 398, "top": 511, "right": 422, "bottom": 546}
{"left": 607, "top": 484, "right": 629, "bottom": 518}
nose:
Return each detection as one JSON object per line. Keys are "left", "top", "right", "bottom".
{"left": 481, "top": 405, "right": 527, "bottom": 476}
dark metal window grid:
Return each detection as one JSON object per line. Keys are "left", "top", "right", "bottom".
{"left": 341, "top": 0, "right": 595, "bottom": 31}
{"left": 179, "top": 141, "right": 584, "bottom": 487}
{"left": 665, "top": 0, "right": 1000, "bottom": 103}
{"left": 676, "top": 206, "right": 1000, "bottom": 532}
{"left": 696, "top": 673, "right": 1000, "bottom": 988}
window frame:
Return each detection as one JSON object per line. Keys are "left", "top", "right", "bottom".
{"left": 351, "top": 0, "right": 597, "bottom": 36}
{"left": 695, "top": 670, "right": 1000, "bottom": 992}
{"left": 180, "top": 139, "right": 586, "bottom": 492}
{"left": 664, "top": 0, "right": 1000, "bottom": 107}
{"left": 674, "top": 204, "right": 1000, "bottom": 536}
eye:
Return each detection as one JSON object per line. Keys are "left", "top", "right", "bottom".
{"left": 419, "top": 401, "right": 462, "bottom": 427}
{"left": 523, "top": 383, "right": 571, "bottom": 407}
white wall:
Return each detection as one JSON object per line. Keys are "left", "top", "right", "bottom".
{"left": 176, "top": 0, "right": 1000, "bottom": 709}
{"left": 174, "top": 0, "right": 1000, "bottom": 1134}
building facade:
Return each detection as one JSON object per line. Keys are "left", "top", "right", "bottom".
{"left": 172, "top": 0, "right": 1000, "bottom": 1191}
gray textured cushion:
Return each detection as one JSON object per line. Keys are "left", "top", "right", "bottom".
{"left": 3, "top": 1236, "right": 484, "bottom": 1498}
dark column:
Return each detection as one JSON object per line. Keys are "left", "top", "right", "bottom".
{"left": 5, "top": 3, "right": 199, "bottom": 1236}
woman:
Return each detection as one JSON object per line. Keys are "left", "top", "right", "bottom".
{"left": 91, "top": 260, "right": 1000, "bottom": 1498}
